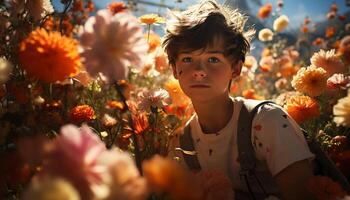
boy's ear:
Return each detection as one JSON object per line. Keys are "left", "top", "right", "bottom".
{"left": 232, "top": 60, "right": 243, "bottom": 78}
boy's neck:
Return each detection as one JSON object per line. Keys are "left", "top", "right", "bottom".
{"left": 192, "top": 95, "right": 233, "bottom": 134}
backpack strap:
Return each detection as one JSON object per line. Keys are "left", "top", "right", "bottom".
{"left": 179, "top": 124, "right": 202, "bottom": 171}
{"left": 237, "top": 100, "right": 274, "bottom": 172}
{"left": 237, "top": 99, "right": 275, "bottom": 199}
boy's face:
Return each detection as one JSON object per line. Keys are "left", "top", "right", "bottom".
{"left": 173, "top": 38, "right": 242, "bottom": 103}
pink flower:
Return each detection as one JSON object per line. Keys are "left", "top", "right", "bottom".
{"left": 196, "top": 170, "right": 234, "bottom": 200}
{"left": 80, "top": 9, "right": 148, "bottom": 83}
{"left": 42, "top": 124, "right": 107, "bottom": 200}
{"left": 327, "top": 74, "right": 350, "bottom": 90}
{"left": 138, "top": 89, "right": 171, "bottom": 112}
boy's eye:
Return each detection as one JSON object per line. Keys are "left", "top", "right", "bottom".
{"left": 182, "top": 57, "right": 192, "bottom": 63}
{"left": 208, "top": 57, "right": 220, "bottom": 63}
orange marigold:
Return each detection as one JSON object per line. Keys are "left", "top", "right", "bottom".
{"left": 19, "top": 28, "right": 81, "bottom": 83}
{"left": 291, "top": 65, "right": 328, "bottom": 97}
{"left": 325, "top": 26, "right": 335, "bottom": 38}
{"left": 145, "top": 33, "right": 161, "bottom": 52}
{"left": 132, "top": 113, "right": 149, "bottom": 135}
{"left": 108, "top": 2, "right": 127, "bottom": 15}
{"left": 105, "top": 100, "right": 124, "bottom": 110}
{"left": 258, "top": 3, "right": 272, "bottom": 19}
{"left": 284, "top": 95, "right": 320, "bottom": 124}
{"left": 142, "top": 155, "right": 202, "bottom": 200}
{"left": 70, "top": 105, "right": 95, "bottom": 123}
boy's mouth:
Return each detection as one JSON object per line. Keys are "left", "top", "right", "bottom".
{"left": 190, "top": 84, "right": 210, "bottom": 88}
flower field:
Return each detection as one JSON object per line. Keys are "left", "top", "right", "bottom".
{"left": 0, "top": 0, "right": 350, "bottom": 199}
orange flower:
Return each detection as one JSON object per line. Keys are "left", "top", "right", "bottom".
{"left": 291, "top": 65, "right": 328, "bottom": 97}
{"left": 284, "top": 95, "right": 320, "bottom": 124}
{"left": 307, "top": 176, "right": 346, "bottom": 200}
{"left": 164, "top": 79, "right": 190, "bottom": 107}
{"left": 69, "top": 105, "right": 95, "bottom": 123}
{"left": 19, "top": 28, "right": 81, "bottom": 83}
{"left": 108, "top": 2, "right": 127, "bottom": 15}
{"left": 105, "top": 100, "right": 124, "bottom": 110}
{"left": 132, "top": 113, "right": 149, "bottom": 134}
{"left": 145, "top": 33, "right": 161, "bottom": 52}
{"left": 279, "top": 64, "right": 299, "bottom": 78}
{"left": 258, "top": 3, "right": 272, "bottom": 19}
{"left": 313, "top": 38, "right": 324, "bottom": 46}
{"left": 142, "top": 155, "right": 202, "bottom": 200}
{"left": 86, "top": 0, "right": 94, "bottom": 12}
{"left": 300, "top": 25, "right": 309, "bottom": 33}
{"left": 242, "top": 89, "right": 264, "bottom": 100}
{"left": 325, "top": 27, "right": 335, "bottom": 38}
{"left": 138, "top": 14, "right": 165, "bottom": 25}
{"left": 73, "top": 0, "right": 83, "bottom": 12}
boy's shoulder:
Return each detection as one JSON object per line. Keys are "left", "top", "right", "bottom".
{"left": 234, "top": 96, "right": 286, "bottom": 122}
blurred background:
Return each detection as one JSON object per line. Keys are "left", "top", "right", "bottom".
{"left": 51, "top": 0, "right": 350, "bottom": 57}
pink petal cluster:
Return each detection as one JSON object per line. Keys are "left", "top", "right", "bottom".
{"left": 80, "top": 9, "right": 148, "bottom": 83}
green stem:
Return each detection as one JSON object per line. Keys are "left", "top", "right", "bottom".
{"left": 147, "top": 24, "right": 151, "bottom": 42}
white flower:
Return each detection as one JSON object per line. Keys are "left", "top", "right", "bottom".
{"left": 273, "top": 15, "right": 289, "bottom": 32}
{"left": 258, "top": 28, "right": 273, "bottom": 42}
{"left": 333, "top": 90, "right": 350, "bottom": 127}
{"left": 138, "top": 89, "right": 171, "bottom": 112}
{"left": 0, "top": 57, "right": 13, "bottom": 84}
{"left": 98, "top": 149, "right": 149, "bottom": 200}
{"left": 80, "top": 9, "right": 148, "bottom": 83}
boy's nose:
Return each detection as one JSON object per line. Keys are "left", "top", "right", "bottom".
{"left": 193, "top": 70, "right": 207, "bottom": 80}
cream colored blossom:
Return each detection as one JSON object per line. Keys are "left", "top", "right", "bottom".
{"left": 0, "top": 57, "right": 13, "bottom": 84}
{"left": 98, "top": 149, "right": 149, "bottom": 200}
{"left": 333, "top": 90, "right": 350, "bottom": 127}
{"left": 80, "top": 9, "right": 148, "bottom": 83}
{"left": 138, "top": 89, "right": 171, "bottom": 112}
{"left": 291, "top": 65, "right": 328, "bottom": 97}
{"left": 310, "top": 49, "right": 346, "bottom": 76}
{"left": 273, "top": 15, "right": 289, "bottom": 32}
{"left": 258, "top": 28, "right": 273, "bottom": 41}
{"left": 23, "top": 177, "right": 80, "bottom": 200}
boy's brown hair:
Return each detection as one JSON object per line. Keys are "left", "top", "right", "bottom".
{"left": 162, "top": 0, "right": 255, "bottom": 67}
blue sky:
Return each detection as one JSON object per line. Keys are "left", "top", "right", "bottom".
{"left": 52, "top": 0, "right": 349, "bottom": 24}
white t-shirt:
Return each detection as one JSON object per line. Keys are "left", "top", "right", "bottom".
{"left": 168, "top": 97, "right": 315, "bottom": 193}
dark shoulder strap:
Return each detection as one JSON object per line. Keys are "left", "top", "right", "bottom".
{"left": 179, "top": 124, "right": 201, "bottom": 171}
{"left": 237, "top": 100, "right": 275, "bottom": 172}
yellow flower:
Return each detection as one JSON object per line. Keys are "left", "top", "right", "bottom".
{"left": 291, "top": 65, "right": 328, "bottom": 97}
{"left": 310, "top": 49, "right": 346, "bottom": 76}
{"left": 139, "top": 14, "right": 165, "bottom": 25}
{"left": 19, "top": 28, "right": 81, "bottom": 83}
{"left": 333, "top": 90, "right": 350, "bottom": 127}
{"left": 273, "top": 15, "right": 289, "bottom": 32}
{"left": 258, "top": 28, "right": 273, "bottom": 42}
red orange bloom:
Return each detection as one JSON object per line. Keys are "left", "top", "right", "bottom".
{"left": 19, "top": 28, "right": 81, "bottom": 83}
{"left": 69, "top": 105, "right": 95, "bottom": 123}
{"left": 284, "top": 95, "right": 320, "bottom": 124}
{"left": 258, "top": 3, "right": 272, "bottom": 19}
{"left": 108, "top": 2, "right": 127, "bottom": 15}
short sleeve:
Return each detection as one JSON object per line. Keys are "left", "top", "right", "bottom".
{"left": 251, "top": 103, "right": 315, "bottom": 176}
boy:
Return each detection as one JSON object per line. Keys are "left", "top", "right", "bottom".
{"left": 164, "top": 0, "right": 315, "bottom": 199}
